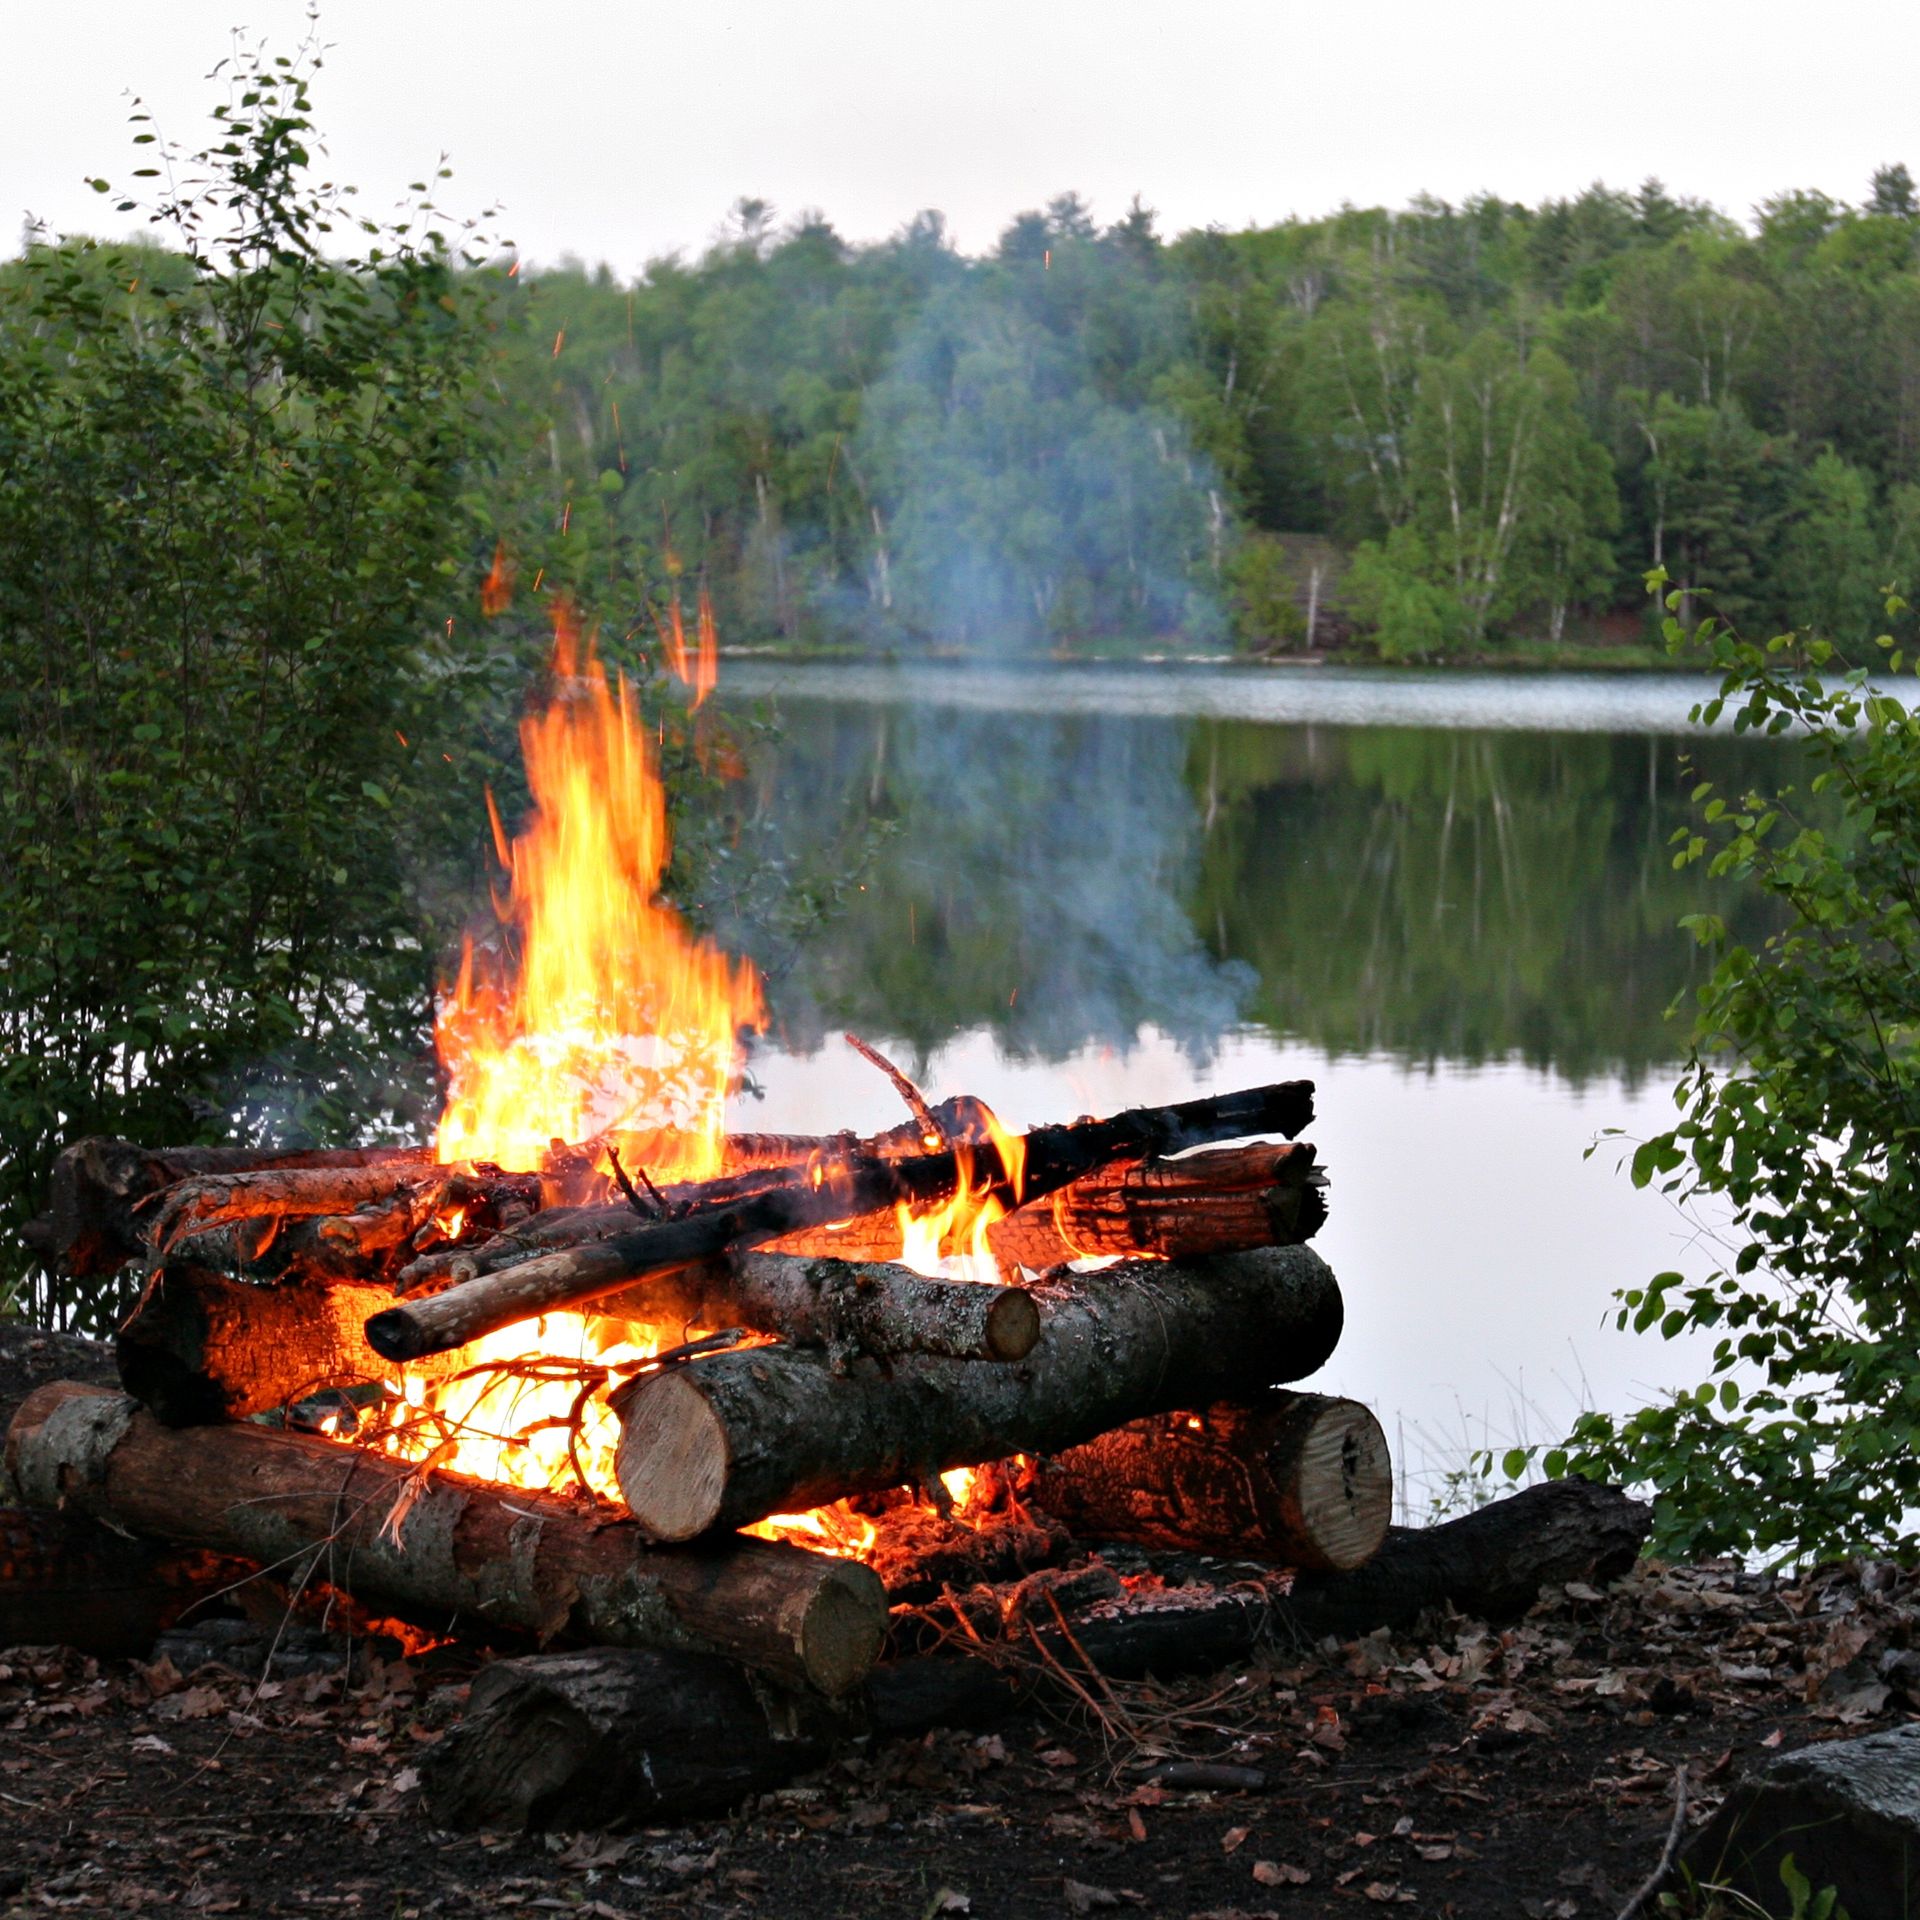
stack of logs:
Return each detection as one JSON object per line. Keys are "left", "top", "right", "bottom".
{"left": 6, "top": 1074, "right": 1636, "bottom": 1828}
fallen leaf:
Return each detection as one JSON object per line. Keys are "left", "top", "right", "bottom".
{"left": 556, "top": 1834, "right": 632, "bottom": 1870}
{"left": 1126, "top": 1808, "right": 1147, "bottom": 1843}
{"left": 131, "top": 1733, "right": 174, "bottom": 1755}
{"left": 924, "top": 1892, "right": 971, "bottom": 1917}
{"left": 1222, "top": 1826, "right": 1250, "bottom": 1855}
{"left": 159, "top": 1685, "right": 227, "bottom": 1722}
{"left": 1252, "top": 1861, "right": 1311, "bottom": 1887}
{"left": 1040, "top": 1747, "right": 1079, "bottom": 1770}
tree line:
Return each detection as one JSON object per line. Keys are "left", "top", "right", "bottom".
{"left": 483, "top": 168, "right": 1920, "bottom": 657}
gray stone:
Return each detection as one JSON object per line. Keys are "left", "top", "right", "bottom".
{"left": 1680, "top": 1722, "right": 1920, "bottom": 1917}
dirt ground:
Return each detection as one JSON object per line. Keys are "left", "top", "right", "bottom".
{"left": 4, "top": 1331, "right": 1914, "bottom": 1919}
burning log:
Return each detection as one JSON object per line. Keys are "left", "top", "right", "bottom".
{"left": 22, "top": 1125, "right": 890, "bottom": 1284}
{"left": 114, "top": 1270, "right": 475, "bottom": 1425}
{"left": 115, "top": 1252, "right": 1037, "bottom": 1430}
{"left": 365, "top": 1080, "right": 1316, "bottom": 1364}
{"left": 609, "top": 1245, "right": 1344, "bottom": 1541}
{"left": 987, "top": 1142, "right": 1325, "bottom": 1272}
{"left": 6, "top": 1381, "right": 887, "bottom": 1695}
{"left": 1023, "top": 1394, "right": 1393, "bottom": 1570}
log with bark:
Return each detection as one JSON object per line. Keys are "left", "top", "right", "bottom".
{"left": 606, "top": 1253, "right": 1042, "bottom": 1364}
{"left": 22, "top": 1137, "right": 435, "bottom": 1278}
{"left": 988, "top": 1142, "right": 1326, "bottom": 1272}
{"left": 422, "top": 1645, "right": 846, "bottom": 1831}
{"left": 113, "top": 1250, "right": 1039, "bottom": 1429}
{"left": 365, "top": 1080, "right": 1316, "bottom": 1363}
{"left": 610, "top": 1244, "right": 1345, "bottom": 1541}
{"left": 114, "top": 1268, "right": 478, "bottom": 1426}
{"left": 403, "top": 1138, "right": 1327, "bottom": 1295}
{"left": 5, "top": 1381, "right": 886, "bottom": 1695}
{"left": 25, "top": 1109, "right": 980, "bottom": 1284}
{"left": 423, "top": 1481, "right": 1653, "bottom": 1831}
{"left": 1024, "top": 1393, "right": 1393, "bottom": 1571}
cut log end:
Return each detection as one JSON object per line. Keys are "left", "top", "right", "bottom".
{"left": 612, "top": 1369, "right": 730, "bottom": 1543}
{"left": 1266, "top": 1396, "right": 1392, "bottom": 1572}
{"left": 362, "top": 1304, "right": 432, "bottom": 1363}
{"left": 792, "top": 1559, "right": 889, "bottom": 1698}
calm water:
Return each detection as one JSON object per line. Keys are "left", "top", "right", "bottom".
{"left": 715, "top": 660, "right": 1797, "bottom": 1509}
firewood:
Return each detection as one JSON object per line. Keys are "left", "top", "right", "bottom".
{"left": 365, "top": 1081, "right": 1315, "bottom": 1363}
{"left": 421, "top": 1645, "right": 845, "bottom": 1831}
{"left": 988, "top": 1143, "right": 1326, "bottom": 1271}
{"left": 23, "top": 1136, "right": 434, "bottom": 1277}
{"left": 708, "top": 1142, "right": 1325, "bottom": 1270}
{"left": 115, "top": 1269, "right": 474, "bottom": 1425}
{"left": 1024, "top": 1394, "right": 1393, "bottom": 1570}
{"left": 5, "top": 1382, "right": 887, "bottom": 1696}
{"left": 425, "top": 1482, "right": 1653, "bottom": 1831}
{"left": 607, "top": 1253, "right": 1042, "bottom": 1364}
{"left": 609, "top": 1244, "right": 1344, "bottom": 1541}
{"left": 116, "top": 1250, "right": 1036, "bottom": 1433}
{"left": 22, "top": 1124, "right": 914, "bottom": 1282}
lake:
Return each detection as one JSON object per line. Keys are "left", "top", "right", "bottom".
{"left": 714, "top": 659, "right": 1796, "bottom": 1514}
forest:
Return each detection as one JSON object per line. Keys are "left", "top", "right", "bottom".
{"left": 458, "top": 167, "right": 1920, "bottom": 657}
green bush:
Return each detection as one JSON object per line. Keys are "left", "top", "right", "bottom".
{"left": 0, "top": 37, "right": 522, "bottom": 1316}
{"left": 1548, "top": 570, "right": 1920, "bottom": 1563}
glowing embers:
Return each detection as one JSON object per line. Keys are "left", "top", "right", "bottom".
{"left": 433, "top": 600, "right": 762, "bottom": 1181}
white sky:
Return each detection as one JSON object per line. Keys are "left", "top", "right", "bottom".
{"left": 5, "top": 0, "right": 1916, "bottom": 270}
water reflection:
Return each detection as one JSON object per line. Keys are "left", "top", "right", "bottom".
{"left": 729, "top": 676, "right": 1788, "bottom": 1084}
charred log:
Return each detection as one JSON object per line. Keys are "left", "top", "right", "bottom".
{"left": 1025, "top": 1394, "right": 1392, "bottom": 1571}
{"left": 366, "top": 1081, "right": 1316, "bottom": 1363}
{"left": 114, "top": 1269, "right": 476, "bottom": 1425}
{"left": 610, "top": 1245, "right": 1344, "bottom": 1541}
{"left": 6, "top": 1382, "right": 886, "bottom": 1695}
{"left": 23, "top": 1137, "right": 434, "bottom": 1278}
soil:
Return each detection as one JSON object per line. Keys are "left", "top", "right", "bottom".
{"left": 4, "top": 1325, "right": 1914, "bottom": 1919}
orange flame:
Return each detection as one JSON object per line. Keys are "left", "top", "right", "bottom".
{"left": 433, "top": 598, "right": 763, "bottom": 1178}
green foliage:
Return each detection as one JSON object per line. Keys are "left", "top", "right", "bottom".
{"left": 1343, "top": 530, "right": 1468, "bottom": 659}
{"left": 0, "top": 37, "right": 586, "bottom": 1321}
{"left": 1548, "top": 571, "right": 1920, "bottom": 1563}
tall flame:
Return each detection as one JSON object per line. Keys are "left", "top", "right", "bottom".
{"left": 434, "top": 600, "right": 762, "bottom": 1177}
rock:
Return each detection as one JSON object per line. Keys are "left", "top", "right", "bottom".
{"left": 1680, "top": 1722, "right": 1920, "bottom": 1916}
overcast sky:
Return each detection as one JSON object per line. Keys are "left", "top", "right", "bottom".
{"left": 6, "top": 0, "right": 1916, "bottom": 270}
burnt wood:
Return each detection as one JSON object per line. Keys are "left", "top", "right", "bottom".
{"left": 1026, "top": 1393, "right": 1393, "bottom": 1570}
{"left": 365, "top": 1081, "right": 1316, "bottom": 1363}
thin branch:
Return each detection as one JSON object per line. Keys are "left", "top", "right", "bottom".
{"left": 844, "top": 1032, "right": 944, "bottom": 1149}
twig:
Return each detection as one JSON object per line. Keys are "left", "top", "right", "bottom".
{"left": 844, "top": 1032, "right": 944, "bottom": 1150}
{"left": 605, "top": 1144, "right": 667, "bottom": 1219}
{"left": 1615, "top": 1764, "right": 1690, "bottom": 1920}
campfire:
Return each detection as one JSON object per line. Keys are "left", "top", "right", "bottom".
{"left": 8, "top": 610, "right": 1417, "bottom": 1826}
